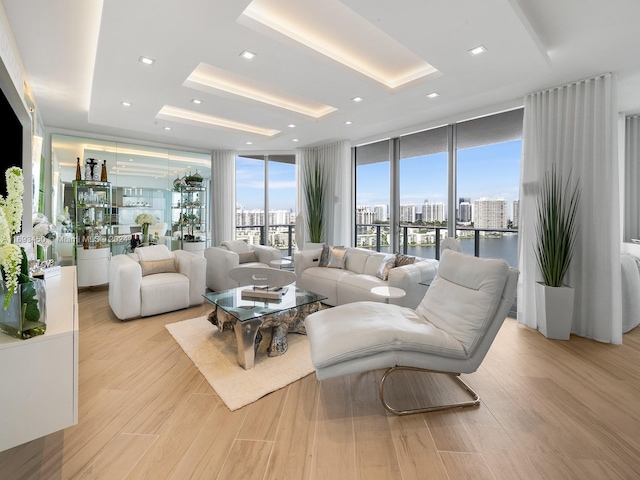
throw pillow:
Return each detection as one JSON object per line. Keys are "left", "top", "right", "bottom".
{"left": 237, "top": 251, "right": 259, "bottom": 264}
{"left": 326, "top": 247, "right": 347, "bottom": 269}
{"left": 140, "top": 258, "right": 177, "bottom": 276}
{"left": 395, "top": 253, "right": 416, "bottom": 267}
{"left": 319, "top": 244, "right": 331, "bottom": 267}
{"left": 376, "top": 254, "right": 397, "bottom": 280}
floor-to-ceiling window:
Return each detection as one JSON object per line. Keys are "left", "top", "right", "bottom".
{"left": 399, "top": 126, "right": 448, "bottom": 256}
{"left": 354, "top": 108, "right": 522, "bottom": 266}
{"left": 235, "top": 154, "right": 296, "bottom": 253}
{"left": 355, "top": 139, "right": 391, "bottom": 252}
{"left": 267, "top": 155, "right": 296, "bottom": 253}
{"left": 456, "top": 109, "right": 522, "bottom": 266}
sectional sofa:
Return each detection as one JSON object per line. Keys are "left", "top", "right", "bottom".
{"left": 294, "top": 247, "right": 438, "bottom": 309}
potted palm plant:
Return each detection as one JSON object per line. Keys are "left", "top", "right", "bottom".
{"left": 534, "top": 164, "right": 581, "bottom": 340}
{"left": 303, "top": 158, "right": 326, "bottom": 249}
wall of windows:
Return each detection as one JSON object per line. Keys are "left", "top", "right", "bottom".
{"left": 354, "top": 108, "right": 523, "bottom": 267}
{"left": 399, "top": 126, "right": 449, "bottom": 255}
{"left": 355, "top": 140, "right": 390, "bottom": 252}
{"left": 235, "top": 154, "right": 296, "bottom": 253}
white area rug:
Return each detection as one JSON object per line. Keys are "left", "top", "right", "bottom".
{"left": 165, "top": 316, "right": 315, "bottom": 411}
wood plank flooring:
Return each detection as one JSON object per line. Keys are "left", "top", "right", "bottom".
{"left": 1, "top": 288, "right": 640, "bottom": 479}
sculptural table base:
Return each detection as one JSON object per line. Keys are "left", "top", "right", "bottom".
{"left": 207, "top": 301, "right": 322, "bottom": 369}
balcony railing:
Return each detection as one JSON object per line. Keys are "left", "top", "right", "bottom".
{"left": 236, "top": 224, "right": 296, "bottom": 256}
{"left": 356, "top": 224, "right": 519, "bottom": 266}
{"left": 235, "top": 222, "right": 518, "bottom": 267}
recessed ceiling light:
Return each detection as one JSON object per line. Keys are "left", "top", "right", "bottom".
{"left": 121, "top": 101, "right": 132, "bottom": 107}
{"left": 164, "top": 126, "right": 171, "bottom": 131}
{"left": 288, "top": 124, "right": 296, "bottom": 128}
{"left": 139, "top": 56, "right": 155, "bottom": 65}
{"left": 240, "top": 50, "right": 256, "bottom": 60}
{"left": 128, "top": 158, "right": 133, "bottom": 162}
{"left": 292, "top": 138, "right": 299, "bottom": 142}
{"left": 345, "top": 121, "right": 352, "bottom": 125}
{"left": 191, "top": 99, "right": 202, "bottom": 104}
{"left": 426, "top": 92, "right": 440, "bottom": 99}
{"left": 352, "top": 96, "right": 364, "bottom": 102}
{"left": 468, "top": 45, "right": 487, "bottom": 56}
{"left": 246, "top": 141, "right": 253, "bottom": 145}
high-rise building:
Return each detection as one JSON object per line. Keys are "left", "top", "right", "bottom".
{"left": 458, "top": 197, "right": 471, "bottom": 221}
{"left": 400, "top": 204, "right": 417, "bottom": 223}
{"left": 269, "top": 210, "right": 291, "bottom": 225}
{"left": 474, "top": 198, "right": 507, "bottom": 229}
{"left": 422, "top": 200, "right": 445, "bottom": 223}
{"left": 372, "top": 205, "right": 388, "bottom": 222}
{"left": 356, "top": 205, "right": 375, "bottom": 224}
{"left": 512, "top": 200, "right": 519, "bottom": 228}
{"left": 459, "top": 201, "right": 472, "bottom": 223}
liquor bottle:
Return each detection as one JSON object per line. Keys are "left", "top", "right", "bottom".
{"left": 75, "top": 157, "right": 82, "bottom": 180}
{"left": 101, "top": 160, "right": 108, "bottom": 182}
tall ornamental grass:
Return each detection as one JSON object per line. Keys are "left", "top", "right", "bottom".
{"left": 535, "top": 164, "right": 581, "bottom": 287}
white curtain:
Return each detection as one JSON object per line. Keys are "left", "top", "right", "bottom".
{"left": 624, "top": 115, "right": 640, "bottom": 242}
{"left": 296, "top": 140, "right": 351, "bottom": 247}
{"left": 518, "top": 73, "right": 622, "bottom": 344}
{"left": 210, "top": 150, "right": 236, "bottom": 246}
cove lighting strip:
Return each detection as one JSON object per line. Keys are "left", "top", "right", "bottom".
{"left": 157, "top": 105, "right": 281, "bottom": 136}
{"left": 185, "top": 64, "right": 336, "bottom": 118}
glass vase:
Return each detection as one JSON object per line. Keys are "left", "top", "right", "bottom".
{"left": 142, "top": 224, "right": 149, "bottom": 244}
{"left": 0, "top": 278, "right": 47, "bottom": 340}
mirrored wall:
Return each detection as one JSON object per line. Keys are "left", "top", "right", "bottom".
{"left": 51, "top": 134, "right": 211, "bottom": 257}
{"left": 625, "top": 115, "right": 640, "bottom": 244}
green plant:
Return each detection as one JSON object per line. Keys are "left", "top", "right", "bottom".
{"left": 303, "top": 159, "right": 326, "bottom": 243}
{"left": 535, "top": 164, "right": 581, "bottom": 287}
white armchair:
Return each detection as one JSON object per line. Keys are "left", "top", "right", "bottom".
{"left": 109, "top": 244, "right": 206, "bottom": 320}
{"left": 204, "top": 240, "right": 282, "bottom": 292}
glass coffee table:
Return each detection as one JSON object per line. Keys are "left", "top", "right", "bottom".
{"left": 204, "top": 286, "right": 327, "bottom": 369}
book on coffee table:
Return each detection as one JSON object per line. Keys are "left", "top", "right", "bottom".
{"left": 241, "top": 285, "right": 288, "bottom": 300}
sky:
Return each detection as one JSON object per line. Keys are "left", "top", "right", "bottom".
{"left": 357, "top": 139, "right": 522, "bottom": 219}
{"left": 236, "top": 157, "right": 296, "bottom": 211}
{"left": 236, "top": 139, "right": 522, "bottom": 216}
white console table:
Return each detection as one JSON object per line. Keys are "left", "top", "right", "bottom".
{"left": 0, "top": 266, "right": 79, "bottom": 452}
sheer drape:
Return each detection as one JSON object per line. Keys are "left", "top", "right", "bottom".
{"left": 210, "top": 150, "right": 236, "bottom": 246}
{"left": 624, "top": 115, "right": 640, "bottom": 242}
{"left": 518, "top": 73, "right": 622, "bottom": 344}
{"left": 297, "top": 140, "right": 351, "bottom": 247}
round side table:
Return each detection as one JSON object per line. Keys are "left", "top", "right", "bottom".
{"left": 371, "top": 286, "right": 406, "bottom": 304}
{"left": 270, "top": 259, "right": 292, "bottom": 269}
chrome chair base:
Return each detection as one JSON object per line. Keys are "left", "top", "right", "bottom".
{"left": 379, "top": 366, "right": 480, "bottom": 416}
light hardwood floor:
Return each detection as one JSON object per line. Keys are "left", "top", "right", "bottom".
{"left": 1, "top": 288, "right": 640, "bottom": 479}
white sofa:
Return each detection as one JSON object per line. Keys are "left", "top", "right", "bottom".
{"left": 621, "top": 253, "right": 640, "bottom": 333}
{"left": 109, "top": 244, "right": 206, "bottom": 320}
{"left": 294, "top": 247, "right": 438, "bottom": 309}
{"left": 204, "top": 240, "right": 283, "bottom": 291}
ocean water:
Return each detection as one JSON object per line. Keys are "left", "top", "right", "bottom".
{"left": 377, "top": 234, "right": 520, "bottom": 267}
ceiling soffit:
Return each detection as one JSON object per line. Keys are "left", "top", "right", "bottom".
{"left": 239, "top": 0, "right": 439, "bottom": 89}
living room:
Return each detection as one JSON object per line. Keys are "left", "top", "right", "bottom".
{"left": 1, "top": 1, "right": 640, "bottom": 479}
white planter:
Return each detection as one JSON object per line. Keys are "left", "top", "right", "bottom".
{"left": 535, "top": 282, "right": 575, "bottom": 340}
{"left": 303, "top": 242, "right": 324, "bottom": 251}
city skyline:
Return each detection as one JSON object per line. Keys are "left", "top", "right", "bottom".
{"left": 236, "top": 139, "right": 522, "bottom": 218}
{"left": 357, "top": 140, "right": 522, "bottom": 218}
